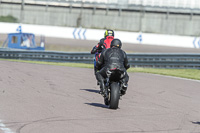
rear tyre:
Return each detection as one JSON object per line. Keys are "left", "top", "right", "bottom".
{"left": 109, "top": 82, "right": 120, "bottom": 109}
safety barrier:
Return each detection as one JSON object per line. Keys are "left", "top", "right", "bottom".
{"left": 0, "top": 49, "right": 200, "bottom": 69}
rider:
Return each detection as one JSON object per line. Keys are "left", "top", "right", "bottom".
{"left": 95, "top": 39, "right": 130, "bottom": 96}
{"left": 91, "top": 29, "right": 115, "bottom": 73}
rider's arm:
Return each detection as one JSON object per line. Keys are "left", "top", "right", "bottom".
{"left": 91, "top": 45, "right": 98, "bottom": 54}
{"left": 91, "top": 39, "right": 104, "bottom": 54}
{"left": 99, "top": 38, "right": 105, "bottom": 47}
{"left": 123, "top": 51, "right": 130, "bottom": 70}
{"left": 96, "top": 50, "right": 105, "bottom": 70}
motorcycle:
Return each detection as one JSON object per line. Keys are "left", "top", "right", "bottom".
{"left": 103, "top": 68, "right": 126, "bottom": 109}
{"left": 93, "top": 52, "right": 127, "bottom": 109}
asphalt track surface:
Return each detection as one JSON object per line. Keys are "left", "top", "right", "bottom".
{"left": 39, "top": 37, "right": 200, "bottom": 53}
{"left": 0, "top": 60, "right": 200, "bottom": 133}
{"left": 1, "top": 33, "right": 200, "bottom": 53}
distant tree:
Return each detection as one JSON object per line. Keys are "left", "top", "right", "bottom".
{"left": 0, "top": 15, "right": 18, "bottom": 23}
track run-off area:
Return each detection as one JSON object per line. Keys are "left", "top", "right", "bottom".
{"left": 0, "top": 60, "right": 200, "bottom": 133}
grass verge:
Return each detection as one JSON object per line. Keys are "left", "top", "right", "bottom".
{"left": 128, "top": 68, "right": 200, "bottom": 80}
{"left": 1, "top": 59, "right": 200, "bottom": 80}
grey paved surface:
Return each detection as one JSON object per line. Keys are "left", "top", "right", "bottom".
{"left": 40, "top": 36, "right": 200, "bottom": 53}
{"left": 1, "top": 33, "right": 200, "bottom": 53}
{"left": 0, "top": 60, "right": 200, "bottom": 133}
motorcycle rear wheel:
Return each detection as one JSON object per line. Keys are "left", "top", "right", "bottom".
{"left": 109, "top": 82, "right": 120, "bottom": 109}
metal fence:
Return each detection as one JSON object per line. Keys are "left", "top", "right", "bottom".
{"left": 0, "top": 49, "right": 200, "bottom": 69}
{"left": 2, "top": 0, "right": 200, "bottom": 10}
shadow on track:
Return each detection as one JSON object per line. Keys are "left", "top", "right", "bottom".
{"left": 192, "top": 121, "right": 200, "bottom": 125}
{"left": 80, "top": 89, "right": 99, "bottom": 94}
{"left": 82, "top": 89, "right": 108, "bottom": 109}
{"left": 85, "top": 103, "right": 108, "bottom": 109}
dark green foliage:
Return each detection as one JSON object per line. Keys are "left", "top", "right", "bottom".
{"left": 0, "top": 15, "right": 18, "bottom": 23}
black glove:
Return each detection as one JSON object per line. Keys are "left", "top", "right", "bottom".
{"left": 126, "top": 64, "right": 130, "bottom": 70}
{"left": 91, "top": 47, "right": 98, "bottom": 54}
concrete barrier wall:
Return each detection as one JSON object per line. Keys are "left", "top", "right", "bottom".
{"left": 0, "top": 22, "right": 199, "bottom": 49}
{"left": 1, "top": 3, "right": 200, "bottom": 36}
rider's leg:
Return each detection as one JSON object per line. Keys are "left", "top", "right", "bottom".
{"left": 94, "top": 54, "right": 101, "bottom": 85}
{"left": 94, "top": 63, "right": 98, "bottom": 75}
{"left": 96, "top": 72, "right": 105, "bottom": 94}
{"left": 96, "top": 68, "right": 106, "bottom": 94}
{"left": 94, "top": 56, "right": 97, "bottom": 74}
{"left": 94, "top": 53, "right": 100, "bottom": 74}
{"left": 121, "top": 72, "right": 129, "bottom": 95}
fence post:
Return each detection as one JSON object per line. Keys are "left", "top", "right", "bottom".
{"left": 21, "top": 0, "right": 24, "bottom": 10}
{"left": 20, "top": 0, "right": 25, "bottom": 23}
{"left": 46, "top": 0, "right": 49, "bottom": 12}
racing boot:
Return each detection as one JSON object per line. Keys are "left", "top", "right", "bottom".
{"left": 99, "top": 81, "right": 106, "bottom": 96}
{"left": 121, "top": 75, "right": 129, "bottom": 96}
{"left": 121, "top": 83, "right": 128, "bottom": 96}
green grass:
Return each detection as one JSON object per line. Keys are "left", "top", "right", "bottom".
{"left": 1, "top": 59, "right": 200, "bottom": 80}
{"left": 128, "top": 68, "right": 200, "bottom": 80}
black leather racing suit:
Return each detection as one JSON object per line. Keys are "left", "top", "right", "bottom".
{"left": 91, "top": 38, "right": 105, "bottom": 54}
{"left": 91, "top": 36, "right": 114, "bottom": 74}
{"left": 95, "top": 47, "right": 130, "bottom": 91}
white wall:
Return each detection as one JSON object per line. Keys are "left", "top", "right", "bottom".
{"left": 0, "top": 22, "right": 199, "bottom": 48}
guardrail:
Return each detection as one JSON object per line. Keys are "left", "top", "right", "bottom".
{"left": 0, "top": 49, "right": 200, "bottom": 69}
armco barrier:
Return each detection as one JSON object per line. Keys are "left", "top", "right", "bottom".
{"left": 128, "top": 53, "right": 200, "bottom": 69}
{"left": 0, "top": 49, "right": 94, "bottom": 64}
{"left": 0, "top": 49, "right": 200, "bottom": 69}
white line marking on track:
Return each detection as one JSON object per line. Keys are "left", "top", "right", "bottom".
{"left": 0, "top": 120, "right": 14, "bottom": 133}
